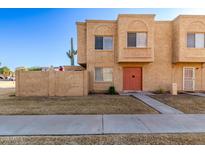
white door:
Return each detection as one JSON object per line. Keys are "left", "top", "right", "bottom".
{"left": 183, "top": 67, "right": 195, "bottom": 91}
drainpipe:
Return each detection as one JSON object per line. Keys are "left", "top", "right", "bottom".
{"left": 202, "top": 63, "right": 205, "bottom": 91}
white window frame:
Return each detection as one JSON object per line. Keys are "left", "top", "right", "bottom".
{"left": 187, "top": 33, "right": 205, "bottom": 48}
{"left": 95, "top": 36, "right": 114, "bottom": 51}
{"left": 195, "top": 33, "right": 205, "bottom": 48}
{"left": 127, "top": 32, "right": 148, "bottom": 48}
{"left": 94, "top": 67, "right": 113, "bottom": 82}
{"left": 183, "top": 67, "right": 195, "bottom": 91}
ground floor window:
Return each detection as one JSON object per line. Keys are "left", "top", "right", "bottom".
{"left": 95, "top": 67, "right": 113, "bottom": 82}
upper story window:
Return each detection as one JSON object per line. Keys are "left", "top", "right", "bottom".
{"left": 127, "top": 32, "right": 147, "bottom": 48}
{"left": 187, "top": 33, "right": 205, "bottom": 48}
{"left": 95, "top": 36, "right": 113, "bottom": 50}
{"left": 95, "top": 67, "right": 113, "bottom": 82}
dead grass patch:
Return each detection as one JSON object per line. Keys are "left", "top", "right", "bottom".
{"left": 0, "top": 89, "right": 157, "bottom": 115}
{"left": 152, "top": 94, "right": 205, "bottom": 114}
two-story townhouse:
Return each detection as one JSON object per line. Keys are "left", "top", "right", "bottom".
{"left": 76, "top": 14, "right": 205, "bottom": 93}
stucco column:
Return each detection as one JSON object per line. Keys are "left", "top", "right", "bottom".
{"left": 83, "top": 70, "right": 88, "bottom": 96}
{"left": 15, "top": 70, "right": 20, "bottom": 96}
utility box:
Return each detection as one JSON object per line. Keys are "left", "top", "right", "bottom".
{"left": 171, "top": 83, "right": 178, "bottom": 95}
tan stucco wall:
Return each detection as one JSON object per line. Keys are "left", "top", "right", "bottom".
{"left": 173, "top": 15, "right": 205, "bottom": 62}
{"left": 77, "top": 14, "right": 205, "bottom": 93}
{"left": 117, "top": 14, "right": 155, "bottom": 62}
{"left": 144, "top": 21, "right": 172, "bottom": 91}
{"left": 15, "top": 70, "right": 88, "bottom": 96}
{"left": 63, "top": 66, "right": 85, "bottom": 71}
{"left": 172, "top": 63, "right": 204, "bottom": 91}
{"left": 113, "top": 21, "right": 173, "bottom": 91}
{"left": 85, "top": 20, "right": 117, "bottom": 92}
{"left": 77, "top": 23, "right": 87, "bottom": 65}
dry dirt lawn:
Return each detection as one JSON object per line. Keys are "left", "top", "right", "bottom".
{"left": 2, "top": 134, "right": 205, "bottom": 144}
{"left": 0, "top": 89, "right": 157, "bottom": 115}
{"left": 2, "top": 89, "right": 205, "bottom": 144}
{"left": 152, "top": 94, "right": 205, "bottom": 114}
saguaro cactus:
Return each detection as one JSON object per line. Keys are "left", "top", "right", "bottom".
{"left": 66, "top": 38, "right": 77, "bottom": 66}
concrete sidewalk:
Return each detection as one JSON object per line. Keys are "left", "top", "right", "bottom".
{"left": 0, "top": 81, "right": 15, "bottom": 88}
{"left": 1, "top": 114, "right": 205, "bottom": 135}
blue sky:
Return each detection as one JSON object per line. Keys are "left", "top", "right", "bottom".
{"left": 1, "top": 8, "right": 205, "bottom": 70}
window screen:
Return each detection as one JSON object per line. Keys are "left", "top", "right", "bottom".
{"left": 187, "top": 33, "right": 195, "bottom": 48}
{"left": 187, "top": 33, "right": 205, "bottom": 48}
{"left": 195, "top": 33, "right": 204, "bottom": 48}
{"left": 103, "top": 37, "right": 113, "bottom": 50}
{"left": 95, "top": 67, "right": 103, "bottom": 81}
{"left": 95, "top": 36, "right": 103, "bottom": 50}
{"left": 95, "top": 36, "right": 113, "bottom": 50}
{"left": 137, "top": 32, "right": 147, "bottom": 48}
{"left": 103, "top": 68, "right": 113, "bottom": 81}
{"left": 127, "top": 32, "right": 147, "bottom": 47}
{"left": 95, "top": 67, "right": 113, "bottom": 82}
{"left": 127, "top": 33, "right": 136, "bottom": 47}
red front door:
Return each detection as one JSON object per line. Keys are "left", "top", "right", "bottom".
{"left": 123, "top": 67, "right": 142, "bottom": 91}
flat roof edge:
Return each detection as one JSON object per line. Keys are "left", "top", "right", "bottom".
{"left": 85, "top": 20, "right": 116, "bottom": 23}
{"left": 173, "top": 14, "right": 205, "bottom": 21}
{"left": 76, "top": 22, "right": 86, "bottom": 25}
{"left": 118, "top": 14, "right": 156, "bottom": 18}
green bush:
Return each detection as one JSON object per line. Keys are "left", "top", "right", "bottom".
{"left": 108, "top": 86, "right": 116, "bottom": 95}
{"left": 0, "top": 66, "right": 11, "bottom": 74}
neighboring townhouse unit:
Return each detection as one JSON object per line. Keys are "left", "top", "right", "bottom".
{"left": 77, "top": 14, "right": 205, "bottom": 93}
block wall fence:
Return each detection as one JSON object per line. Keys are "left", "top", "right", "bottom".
{"left": 15, "top": 70, "right": 88, "bottom": 96}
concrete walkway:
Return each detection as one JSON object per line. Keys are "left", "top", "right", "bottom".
{"left": 1, "top": 114, "right": 205, "bottom": 135}
{"left": 131, "top": 93, "right": 184, "bottom": 114}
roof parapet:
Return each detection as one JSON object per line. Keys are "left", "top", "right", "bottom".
{"left": 173, "top": 14, "right": 205, "bottom": 21}
{"left": 117, "top": 14, "right": 156, "bottom": 20}
{"left": 85, "top": 20, "right": 116, "bottom": 23}
{"left": 76, "top": 22, "right": 86, "bottom": 25}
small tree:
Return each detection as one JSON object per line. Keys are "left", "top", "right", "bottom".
{"left": 0, "top": 66, "right": 11, "bottom": 76}
{"left": 66, "top": 38, "right": 77, "bottom": 66}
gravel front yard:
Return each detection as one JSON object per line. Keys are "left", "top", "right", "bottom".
{"left": 0, "top": 89, "right": 158, "bottom": 115}
{"left": 1, "top": 133, "right": 205, "bottom": 144}
{"left": 151, "top": 94, "right": 205, "bottom": 114}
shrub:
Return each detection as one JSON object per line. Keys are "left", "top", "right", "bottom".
{"left": 108, "top": 86, "right": 116, "bottom": 95}
{"left": 0, "top": 66, "right": 10, "bottom": 75}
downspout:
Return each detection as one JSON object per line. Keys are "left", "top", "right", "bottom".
{"left": 83, "top": 70, "right": 84, "bottom": 96}
{"left": 202, "top": 63, "right": 205, "bottom": 91}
